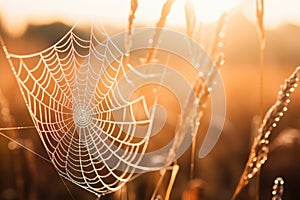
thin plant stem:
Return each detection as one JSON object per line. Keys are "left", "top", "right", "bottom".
{"left": 126, "top": 0, "right": 138, "bottom": 53}
{"left": 190, "top": 138, "right": 196, "bottom": 181}
{"left": 272, "top": 177, "right": 284, "bottom": 200}
{"left": 146, "top": 0, "right": 175, "bottom": 63}
{"left": 257, "top": 0, "right": 265, "bottom": 119}
{"left": 164, "top": 164, "right": 179, "bottom": 200}
{"left": 232, "top": 67, "right": 300, "bottom": 200}
{"left": 256, "top": 0, "right": 265, "bottom": 198}
{"left": 185, "top": 0, "right": 196, "bottom": 38}
{"left": 151, "top": 169, "right": 167, "bottom": 200}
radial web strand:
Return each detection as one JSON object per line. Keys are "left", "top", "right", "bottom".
{"left": 3, "top": 20, "right": 155, "bottom": 196}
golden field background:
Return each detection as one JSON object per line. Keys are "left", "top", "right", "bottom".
{"left": 1, "top": 12, "right": 300, "bottom": 200}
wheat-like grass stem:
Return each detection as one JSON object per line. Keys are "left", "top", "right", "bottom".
{"left": 272, "top": 177, "right": 284, "bottom": 200}
{"left": 232, "top": 67, "right": 300, "bottom": 200}
{"left": 146, "top": 0, "right": 175, "bottom": 63}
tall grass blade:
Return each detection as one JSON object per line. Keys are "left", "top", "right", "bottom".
{"left": 232, "top": 67, "right": 300, "bottom": 200}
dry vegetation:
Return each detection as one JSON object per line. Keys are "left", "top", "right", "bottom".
{"left": 1, "top": 1, "right": 300, "bottom": 200}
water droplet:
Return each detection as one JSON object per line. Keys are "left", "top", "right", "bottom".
{"left": 218, "top": 42, "right": 224, "bottom": 48}
{"left": 265, "top": 131, "right": 271, "bottom": 138}
{"left": 256, "top": 163, "right": 261, "bottom": 168}
{"left": 283, "top": 107, "right": 288, "bottom": 112}
{"left": 218, "top": 32, "right": 225, "bottom": 38}
{"left": 194, "top": 98, "right": 200, "bottom": 104}
{"left": 220, "top": 59, "right": 225, "bottom": 66}
{"left": 148, "top": 38, "right": 153, "bottom": 44}
{"left": 286, "top": 99, "right": 290, "bottom": 103}
{"left": 272, "top": 123, "right": 277, "bottom": 127}
{"left": 263, "top": 155, "right": 268, "bottom": 161}
{"left": 8, "top": 141, "right": 18, "bottom": 150}
{"left": 260, "top": 159, "right": 266, "bottom": 164}
{"left": 290, "top": 88, "right": 295, "bottom": 92}
{"left": 279, "top": 178, "right": 284, "bottom": 184}
{"left": 151, "top": 155, "right": 165, "bottom": 164}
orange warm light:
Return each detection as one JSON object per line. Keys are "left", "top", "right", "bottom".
{"left": 2, "top": 0, "right": 300, "bottom": 37}
{"left": 0, "top": 0, "right": 241, "bottom": 37}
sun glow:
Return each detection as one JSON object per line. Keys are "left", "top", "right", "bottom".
{"left": 0, "top": 0, "right": 241, "bottom": 37}
{"left": 2, "top": 0, "right": 300, "bottom": 37}
{"left": 193, "top": 0, "right": 239, "bottom": 23}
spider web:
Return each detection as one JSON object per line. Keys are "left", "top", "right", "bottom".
{"left": 3, "top": 20, "right": 155, "bottom": 196}
{"left": 0, "top": 1, "right": 230, "bottom": 196}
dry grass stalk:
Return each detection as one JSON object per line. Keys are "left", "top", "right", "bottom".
{"left": 256, "top": 1, "right": 265, "bottom": 198}
{"left": 232, "top": 67, "right": 300, "bottom": 200}
{"left": 164, "top": 164, "right": 179, "bottom": 200}
{"left": 146, "top": 0, "right": 175, "bottom": 63}
{"left": 128, "top": 0, "right": 138, "bottom": 34}
{"left": 210, "top": 13, "right": 228, "bottom": 59}
{"left": 190, "top": 11, "right": 229, "bottom": 125}
{"left": 272, "top": 177, "right": 284, "bottom": 200}
{"left": 150, "top": 165, "right": 179, "bottom": 200}
{"left": 148, "top": 3, "right": 229, "bottom": 196}
{"left": 156, "top": 0, "right": 175, "bottom": 28}
{"left": 126, "top": 0, "right": 138, "bottom": 53}
{"left": 256, "top": 0, "right": 265, "bottom": 48}
{"left": 178, "top": 12, "right": 228, "bottom": 181}
{"left": 256, "top": 0, "right": 266, "bottom": 121}
{"left": 190, "top": 11, "right": 229, "bottom": 120}
{"left": 185, "top": 0, "right": 196, "bottom": 38}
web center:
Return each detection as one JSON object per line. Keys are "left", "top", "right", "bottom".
{"left": 73, "top": 105, "right": 92, "bottom": 128}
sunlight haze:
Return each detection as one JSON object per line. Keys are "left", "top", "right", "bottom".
{"left": 1, "top": 0, "right": 300, "bottom": 37}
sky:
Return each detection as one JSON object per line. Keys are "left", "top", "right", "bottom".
{"left": 1, "top": 0, "right": 300, "bottom": 37}
{"left": 240, "top": 0, "right": 300, "bottom": 27}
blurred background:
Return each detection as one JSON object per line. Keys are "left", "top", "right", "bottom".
{"left": 1, "top": 0, "right": 300, "bottom": 199}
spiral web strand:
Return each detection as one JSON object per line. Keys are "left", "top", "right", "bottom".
{"left": 2, "top": 21, "right": 155, "bottom": 196}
